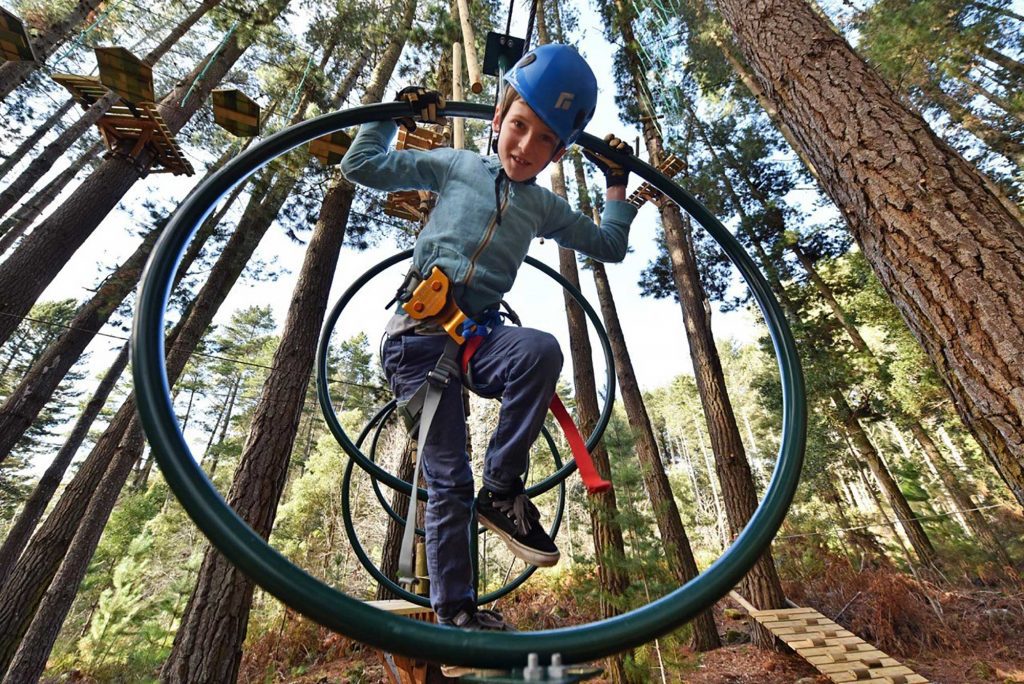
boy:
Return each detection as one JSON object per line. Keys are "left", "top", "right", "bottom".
{"left": 341, "top": 44, "right": 636, "bottom": 632}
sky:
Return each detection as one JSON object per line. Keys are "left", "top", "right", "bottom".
{"left": 12, "top": 0, "right": 766, "bottom": 454}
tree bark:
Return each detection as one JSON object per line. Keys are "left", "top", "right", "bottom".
{"left": 0, "top": 0, "right": 104, "bottom": 101}
{"left": 0, "top": 136, "right": 290, "bottom": 678}
{"left": 713, "top": 0, "right": 1024, "bottom": 508}
{"left": 921, "top": 80, "right": 1024, "bottom": 169}
{"left": 820, "top": 470, "right": 889, "bottom": 567}
{"left": 908, "top": 420, "right": 1016, "bottom": 574}
{"left": 0, "top": 140, "right": 103, "bottom": 257}
{"left": 162, "top": 2, "right": 405, "bottom": 678}
{"left": 0, "top": 151, "right": 245, "bottom": 465}
{"left": 0, "top": 0, "right": 224, "bottom": 219}
{"left": 0, "top": 0, "right": 285, "bottom": 347}
{"left": 0, "top": 342, "right": 129, "bottom": 590}
{"left": 571, "top": 153, "right": 720, "bottom": 651}
{"left": 0, "top": 99, "right": 75, "bottom": 182}
{"left": 608, "top": 0, "right": 787, "bottom": 648}
{"left": 376, "top": 442, "right": 418, "bottom": 599}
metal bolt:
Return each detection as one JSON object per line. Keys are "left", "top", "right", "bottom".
{"left": 523, "top": 652, "right": 544, "bottom": 681}
{"left": 548, "top": 653, "right": 566, "bottom": 679}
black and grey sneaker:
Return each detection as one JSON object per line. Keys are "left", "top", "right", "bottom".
{"left": 442, "top": 607, "right": 516, "bottom": 631}
{"left": 440, "top": 608, "right": 513, "bottom": 678}
{"left": 476, "top": 486, "right": 560, "bottom": 567}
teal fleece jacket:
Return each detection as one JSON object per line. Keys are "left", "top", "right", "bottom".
{"left": 341, "top": 120, "right": 637, "bottom": 317}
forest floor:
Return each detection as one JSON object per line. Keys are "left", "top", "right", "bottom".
{"left": 237, "top": 559, "right": 1024, "bottom": 684}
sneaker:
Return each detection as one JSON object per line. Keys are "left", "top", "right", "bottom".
{"left": 442, "top": 607, "right": 516, "bottom": 631}
{"left": 477, "top": 487, "right": 560, "bottom": 567}
{"left": 439, "top": 608, "right": 513, "bottom": 678}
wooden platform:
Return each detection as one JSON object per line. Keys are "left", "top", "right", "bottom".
{"left": 384, "top": 126, "right": 447, "bottom": 224}
{"left": 51, "top": 73, "right": 193, "bottom": 176}
{"left": 212, "top": 88, "right": 260, "bottom": 137}
{"left": 627, "top": 154, "right": 684, "bottom": 208}
{"left": 747, "top": 604, "right": 929, "bottom": 684}
{"left": 310, "top": 130, "right": 352, "bottom": 166}
{"left": 0, "top": 7, "right": 36, "bottom": 62}
{"left": 366, "top": 599, "right": 438, "bottom": 684}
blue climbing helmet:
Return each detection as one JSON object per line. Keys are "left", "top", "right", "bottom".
{"left": 503, "top": 44, "right": 598, "bottom": 148}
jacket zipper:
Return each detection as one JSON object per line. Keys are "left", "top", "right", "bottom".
{"left": 464, "top": 180, "right": 511, "bottom": 288}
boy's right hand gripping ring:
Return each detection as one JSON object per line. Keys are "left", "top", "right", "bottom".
{"left": 394, "top": 86, "right": 448, "bottom": 132}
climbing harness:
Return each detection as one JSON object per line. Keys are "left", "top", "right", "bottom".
{"left": 393, "top": 266, "right": 611, "bottom": 584}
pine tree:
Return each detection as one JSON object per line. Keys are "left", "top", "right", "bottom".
{"left": 710, "top": 0, "right": 1024, "bottom": 509}
{"left": 571, "top": 152, "right": 720, "bottom": 651}
{"left": 160, "top": 1, "right": 409, "bottom": 679}
{"left": 0, "top": 0, "right": 291, "bottom": 347}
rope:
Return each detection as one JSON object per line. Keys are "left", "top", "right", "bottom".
{"left": 50, "top": 0, "right": 129, "bottom": 69}
{"left": 181, "top": 19, "right": 238, "bottom": 107}
{"left": 283, "top": 53, "right": 315, "bottom": 124}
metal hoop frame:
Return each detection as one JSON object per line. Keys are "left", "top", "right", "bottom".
{"left": 316, "top": 249, "right": 615, "bottom": 501}
{"left": 132, "top": 101, "right": 806, "bottom": 669}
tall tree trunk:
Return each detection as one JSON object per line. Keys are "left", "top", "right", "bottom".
{"left": 833, "top": 392, "right": 938, "bottom": 567}
{"left": 0, "top": 99, "right": 75, "bottom": 182}
{"left": 0, "top": 0, "right": 288, "bottom": 348}
{"left": 920, "top": 80, "right": 1024, "bottom": 169}
{"left": 161, "top": 4, "right": 407, "bottom": 680}
{"left": 0, "top": 0, "right": 104, "bottom": 101}
{"left": 375, "top": 443, "right": 418, "bottom": 599}
{"left": 160, "top": 175, "right": 357, "bottom": 684}
{"left": 0, "top": 149, "right": 245, "bottom": 465}
{"left": 0, "top": 128, "right": 291, "bottom": 679}
{"left": 571, "top": 153, "right": 720, "bottom": 651}
{"left": 609, "top": 0, "right": 787, "bottom": 649}
{"left": 713, "top": 0, "right": 1024, "bottom": 508}
{"left": 977, "top": 45, "right": 1024, "bottom": 80}
{"left": 0, "top": 342, "right": 129, "bottom": 590}
{"left": 820, "top": 471, "right": 889, "bottom": 567}
{"left": 536, "top": 23, "right": 634, "bottom": 684}
{"left": 908, "top": 420, "right": 1016, "bottom": 574}
{"left": 0, "top": 141, "right": 103, "bottom": 257}
{"left": 0, "top": 0, "right": 225, "bottom": 219}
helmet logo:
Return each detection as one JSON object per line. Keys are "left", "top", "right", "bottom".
{"left": 554, "top": 92, "right": 574, "bottom": 110}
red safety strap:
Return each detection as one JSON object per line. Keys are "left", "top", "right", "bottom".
{"left": 461, "top": 336, "right": 612, "bottom": 495}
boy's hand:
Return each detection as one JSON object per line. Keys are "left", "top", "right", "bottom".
{"left": 394, "top": 86, "right": 447, "bottom": 132}
{"left": 583, "top": 134, "right": 633, "bottom": 188}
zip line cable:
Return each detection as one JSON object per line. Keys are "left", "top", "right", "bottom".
{"left": 0, "top": 311, "right": 389, "bottom": 393}
{"left": 775, "top": 503, "right": 1011, "bottom": 541}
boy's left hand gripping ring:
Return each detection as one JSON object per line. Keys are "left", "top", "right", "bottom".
{"left": 395, "top": 86, "right": 448, "bottom": 132}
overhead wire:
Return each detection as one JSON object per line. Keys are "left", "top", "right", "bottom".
{"left": 0, "top": 311, "right": 389, "bottom": 393}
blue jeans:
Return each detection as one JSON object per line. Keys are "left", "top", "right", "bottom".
{"left": 381, "top": 325, "right": 562, "bottom": 620}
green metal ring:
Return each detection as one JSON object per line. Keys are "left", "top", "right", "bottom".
{"left": 132, "top": 101, "right": 806, "bottom": 669}
{"left": 350, "top": 395, "right": 566, "bottom": 600}
{"left": 340, "top": 413, "right": 565, "bottom": 607}
{"left": 316, "top": 249, "right": 616, "bottom": 501}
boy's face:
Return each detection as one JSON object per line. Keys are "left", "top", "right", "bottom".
{"left": 492, "top": 99, "right": 567, "bottom": 182}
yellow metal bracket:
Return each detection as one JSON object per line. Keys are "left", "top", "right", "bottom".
{"left": 401, "top": 267, "right": 466, "bottom": 344}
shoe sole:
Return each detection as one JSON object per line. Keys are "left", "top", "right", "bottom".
{"left": 478, "top": 515, "right": 560, "bottom": 567}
